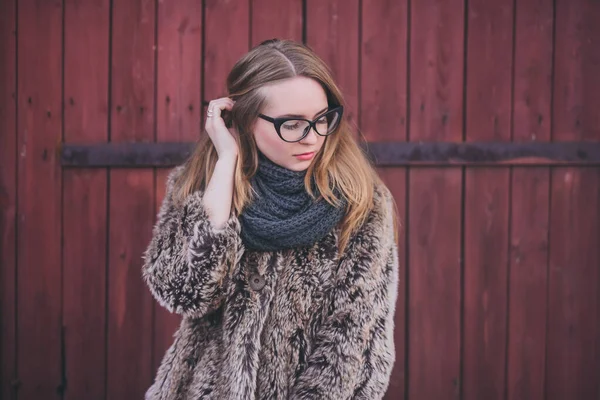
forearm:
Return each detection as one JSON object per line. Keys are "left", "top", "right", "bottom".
{"left": 203, "top": 154, "right": 237, "bottom": 230}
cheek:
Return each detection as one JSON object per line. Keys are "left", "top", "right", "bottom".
{"left": 254, "top": 125, "right": 287, "bottom": 156}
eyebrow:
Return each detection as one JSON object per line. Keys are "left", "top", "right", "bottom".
{"left": 276, "top": 106, "right": 329, "bottom": 119}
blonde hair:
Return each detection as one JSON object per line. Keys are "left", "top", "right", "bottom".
{"left": 174, "top": 39, "right": 390, "bottom": 254}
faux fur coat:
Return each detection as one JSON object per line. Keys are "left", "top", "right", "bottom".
{"left": 142, "top": 166, "right": 399, "bottom": 399}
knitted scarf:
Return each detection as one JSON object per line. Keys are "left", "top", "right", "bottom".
{"left": 239, "top": 153, "right": 347, "bottom": 252}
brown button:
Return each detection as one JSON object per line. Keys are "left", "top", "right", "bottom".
{"left": 249, "top": 274, "right": 266, "bottom": 291}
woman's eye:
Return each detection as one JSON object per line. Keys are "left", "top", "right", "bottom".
{"left": 316, "top": 117, "right": 327, "bottom": 125}
{"left": 282, "top": 122, "right": 301, "bottom": 130}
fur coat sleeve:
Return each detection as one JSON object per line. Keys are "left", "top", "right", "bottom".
{"left": 289, "top": 187, "right": 399, "bottom": 400}
{"left": 142, "top": 166, "right": 243, "bottom": 318}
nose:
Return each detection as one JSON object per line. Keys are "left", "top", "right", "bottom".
{"left": 299, "top": 126, "right": 318, "bottom": 144}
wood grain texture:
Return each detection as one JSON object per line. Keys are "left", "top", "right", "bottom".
{"left": 156, "top": 0, "right": 202, "bottom": 143}
{"left": 547, "top": 0, "right": 600, "bottom": 398}
{"left": 306, "top": 0, "right": 360, "bottom": 126}
{"left": 408, "top": 168, "right": 462, "bottom": 400}
{"left": 0, "top": 0, "right": 17, "bottom": 398}
{"left": 463, "top": 1, "right": 513, "bottom": 399}
{"left": 508, "top": 168, "right": 549, "bottom": 400}
{"left": 203, "top": 0, "right": 250, "bottom": 101}
{"left": 63, "top": 170, "right": 108, "bottom": 400}
{"left": 62, "top": 0, "right": 110, "bottom": 399}
{"left": 507, "top": 0, "right": 553, "bottom": 399}
{"left": 16, "top": 0, "right": 63, "bottom": 398}
{"left": 107, "top": 170, "right": 155, "bottom": 398}
{"left": 107, "top": 0, "right": 156, "bottom": 397}
{"left": 251, "top": 0, "right": 302, "bottom": 46}
{"left": 359, "top": 1, "right": 408, "bottom": 398}
{"left": 153, "top": 0, "right": 201, "bottom": 375}
{"left": 360, "top": 0, "right": 408, "bottom": 142}
{"left": 408, "top": 0, "right": 464, "bottom": 398}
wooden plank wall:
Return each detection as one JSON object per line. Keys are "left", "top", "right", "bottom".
{"left": 0, "top": 0, "right": 17, "bottom": 399}
{"left": 63, "top": 1, "right": 109, "bottom": 399}
{"left": 0, "top": 0, "right": 599, "bottom": 399}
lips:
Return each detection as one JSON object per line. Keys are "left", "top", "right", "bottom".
{"left": 294, "top": 151, "right": 315, "bottom": 160}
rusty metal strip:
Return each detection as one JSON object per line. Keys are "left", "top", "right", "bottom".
{"left": 60, "top": 141, "right": 600, "bottom": 167}
{"left": 364, "top": 141, "right": 600, "bottom": 166}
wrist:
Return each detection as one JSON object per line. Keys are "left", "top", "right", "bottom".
{"left": 217, "top": 152, "right": 238, "bottom": 164}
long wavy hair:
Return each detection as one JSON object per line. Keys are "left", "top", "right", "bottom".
{"left": 174, "top": 39, "right": 392, "bottom": 254}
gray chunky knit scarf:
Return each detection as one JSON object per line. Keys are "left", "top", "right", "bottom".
{"left": 239, "top": 153, "right": 347, "bottom": 252}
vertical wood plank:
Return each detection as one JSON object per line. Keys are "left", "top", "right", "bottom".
{"left": 204, "top": 0, "right": 250, "bottom": 102}
{"left": 360, "top": 0, "right": 408, "bottom": 141}
{"left": 409, "top": 168, "right": 463, "bottom": 399}
{"left": 16, "top": 0, "right": 63, "bottom": 398}
{"left": 306, "top": 0, "right": 359, "bottom": 125}
{"left": 507, "top": 0, "right": 553, "bottom": 399}
{"left": 0, "top": 0, "right": 17, "bottom": 398}
{"left": 360, "top": 1, "right": 408, "bottom": 398}
{"left": 547, "top": 0, "right": 600, "bottom": 398}
{"left": 251, "top": 0, "right": 303, "bottom": 46}
{"left": 463, "top": 1, "right": 514, "bottom": 399}
{"left": 108, "top": 0, "right": 156, "bottom": 398}
{"left": 62, "top": 0, "right": 110, "bottom": 399}
{"left": 63, "top": 172, "right": 107, "bottom": 400}
{"left": 508, "top": 170, "right": 549, "bottom": 400}
{"left": 409, "top": 0, "right": 464, "bottom": 398}
{"left": 153, "top": 0, "right": 202, "bottom": 374}
{"left": 547, "top": 169, "right": 600, "bottom": 399}
{"left": 156, "top": 0, "right": 202, "bottom": 143}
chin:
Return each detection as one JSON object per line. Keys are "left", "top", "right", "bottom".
{"left": 287, "top": 160, "right": 312, "bottom": 171}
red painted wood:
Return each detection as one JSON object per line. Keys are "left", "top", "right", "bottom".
{"left": 251, "top": 0, "right": 302, "bottom": 46}
{"left": 360, "top": 0, "right": 408, "bottom": 142}
{"left": 547, "top": 169, "right": 600, "bottom": 400}
{"left": 463, "top": 1, "right": 513, "bottom": 399}
{"left": 204, "top": 0, "right": 250, "bottom": 101}
{"left": 360, "top": 1, "right": 408, "bottom": 398}
{"left": 108, "top": 0, "right": 156, "bottom": 398}
{"left": 463, "top": 168, "right": 510, "bottom": 399}
{"left": 547, "top": 0, "right": 600, "bottom": 398}
{"left": 156, "top": 0, "right": 202, "bottom": 143}
{"left": 507, "top": 170, "right": 549, "bottom": 400}
{"left": 409, "top": 168, "right": 462, "bottom": 399}
{"left": 16, "top": 1, "right": 63, "bottom": 398}
{"left": 62, "top": 1, "right": 110, "bottom": 399}
{"left": 0, "top": 0, "right": 17, "bottom": 398}
{"left": 63, "top": 171, "right": 108, "bottom": 400}
{"left": 507, "top": 0, "right": 553, "bottom": 399}
{"left": 306, "top": 0, "right": 359, "bottom": 126}
{"left": 108, "top": 171, "right": 155, "bottom": 398}
{"left": 153, "top": 0, "right": 201, "bottom": 375}
{"left": 408, "top": 0, "right": 464, "bottom": 398}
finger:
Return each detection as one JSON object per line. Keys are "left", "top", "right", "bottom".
{"left": 209, "top": 99, "right": 234, "bottom": 112}
{"left": 206, "top": 100, "right": 234, "bottom": 121}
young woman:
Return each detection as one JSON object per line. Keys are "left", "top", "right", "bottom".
{"left": 143, "top": 39, "right": 399, "bottom": 400}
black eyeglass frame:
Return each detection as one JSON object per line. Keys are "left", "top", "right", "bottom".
{"left": 257, "top": 105, "right": 344, "bottom": 143}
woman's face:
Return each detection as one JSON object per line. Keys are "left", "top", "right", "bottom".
{"left": 253, "top": 76, "right": 329, "bottom": 171}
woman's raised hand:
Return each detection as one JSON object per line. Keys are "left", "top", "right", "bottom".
{"left": 205, "top": 97, "right": 239, "bottom": 159}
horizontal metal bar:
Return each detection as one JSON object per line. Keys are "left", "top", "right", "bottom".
{"left": 60, "top": 141, "right": 600, "bottom": 167}
{"left": 364, "top": 141, "right": 600, "bottom": 166}
{"left": 61, "top": 142, "right": 193, "bottom": 167}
